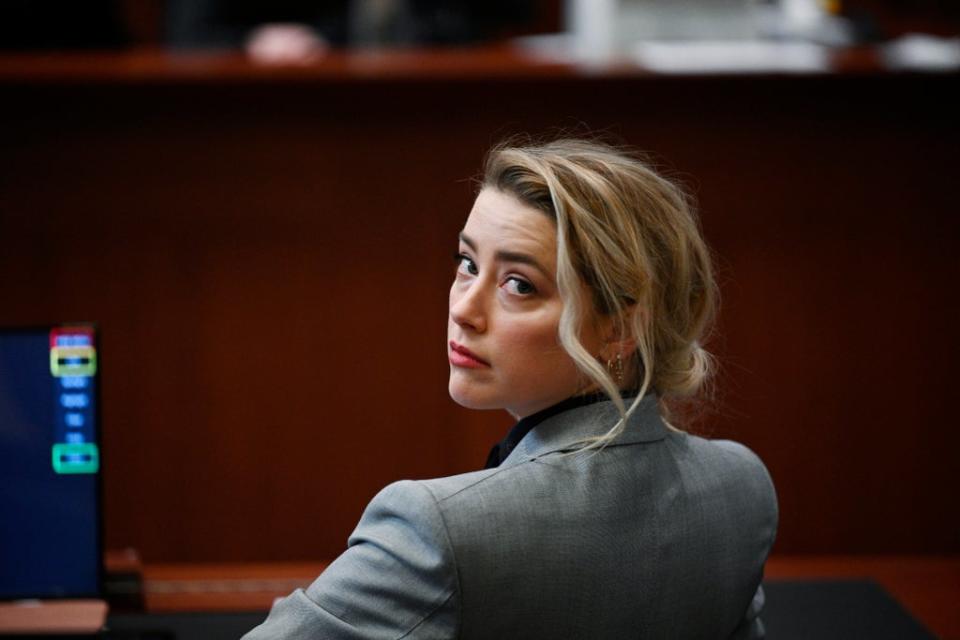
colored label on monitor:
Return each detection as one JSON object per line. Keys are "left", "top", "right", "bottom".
{"left": 50, "top": 346, "right": 97, "bottom": 377}
{"left": 52, "top": 443, "right": 100, "bottom": 474}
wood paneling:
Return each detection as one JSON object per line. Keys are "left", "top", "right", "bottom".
{"left": 1, "top": 52, "right": 956, "bottom": 561}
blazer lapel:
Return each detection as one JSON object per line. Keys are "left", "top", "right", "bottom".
{"left": 500, "top": 393, "right": 668, "bottom": 468}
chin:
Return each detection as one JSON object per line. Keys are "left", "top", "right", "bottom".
{"left": 448, "top": 377, "right": 500, "bottom": 410}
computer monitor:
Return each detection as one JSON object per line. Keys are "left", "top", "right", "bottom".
{"left": 0, "top": 325, "right": 102, "bottom": 600}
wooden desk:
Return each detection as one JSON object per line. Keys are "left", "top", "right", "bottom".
{"left": 136, "top": 556, "right": 959, "bottom": 638}
{"left": 766, "top": 556, "right": 960, "bottom": 640}
{"left": 142, "top": 562, "right": 328, "bottom": 613}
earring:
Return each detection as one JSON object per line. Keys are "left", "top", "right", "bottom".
{"left": 607, "top": 352, "right": 624, "bottom": 386}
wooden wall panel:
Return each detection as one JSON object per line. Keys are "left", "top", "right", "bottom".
{"left": 1, "top": 69, "right": 956, "bottom": 561}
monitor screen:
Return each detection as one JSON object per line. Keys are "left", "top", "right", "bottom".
{"left": 0, "top": 325, "right": 102, "bottom": 599}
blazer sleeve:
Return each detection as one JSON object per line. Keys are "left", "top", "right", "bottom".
{"left": 242, "top": 480, "right": 460, "bottom": 640}
{"left": 728, "top": 584, "right": 767, "bottom": 639}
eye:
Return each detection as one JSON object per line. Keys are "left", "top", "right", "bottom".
{"left": 503, "top": 276, "right": 536, "bottom": 296}
{"left": 454, "top": 252, "right": 478, "bottom": 276}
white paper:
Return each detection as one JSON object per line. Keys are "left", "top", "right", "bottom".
{"left": 632, "top": 40, "right": 829, "bottom": 74}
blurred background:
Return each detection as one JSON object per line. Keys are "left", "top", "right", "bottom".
{"left": 0, "top": 0, "right": 957, "bottom": 622}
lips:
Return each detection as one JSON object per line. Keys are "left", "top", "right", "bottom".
{"left": 449, "top": 341, "right": 490, "bottom": 368}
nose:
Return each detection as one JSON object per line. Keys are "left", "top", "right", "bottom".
{"left": 449, "top": 280, "right": 486, "bottom": 333}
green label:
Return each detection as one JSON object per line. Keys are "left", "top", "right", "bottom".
{"left": 52, "top": 443, "right": 100, "bottom": 474}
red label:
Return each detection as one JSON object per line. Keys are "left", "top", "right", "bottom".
{"left": 49, "top": 326, "right": 96, "bottom": 349}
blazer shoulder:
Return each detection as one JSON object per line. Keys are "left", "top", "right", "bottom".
{"left": 676, "top": 433, "right": 769, "bottom": 472}
{"left": 710, "top": 438, "right": 775, "bottom": 489}
{"left": 684, "top": 435, "right": 778, "bottom": 524}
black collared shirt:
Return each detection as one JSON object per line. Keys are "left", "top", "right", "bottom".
{"left": 483, "top": 392, "right": 612, "bottom": 469}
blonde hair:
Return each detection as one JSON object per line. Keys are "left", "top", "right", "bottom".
{"left": 482, "top": 137, "right": 718, "bottom": 446}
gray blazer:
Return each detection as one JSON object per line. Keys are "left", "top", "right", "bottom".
{"left": 243, "top": 395, "right": 778, "bottom": 639}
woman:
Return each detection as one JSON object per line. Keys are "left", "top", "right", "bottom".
{"left": 244, "top": 138, "right": 778, "bottom": 639}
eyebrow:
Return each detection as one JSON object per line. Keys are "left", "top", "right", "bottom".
{"left": 459, "top": 232, "right": 550, "bottom": 279}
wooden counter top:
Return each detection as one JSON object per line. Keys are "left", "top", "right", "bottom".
{"left": 0, "top": 42, "right": 945, "bottom": 85}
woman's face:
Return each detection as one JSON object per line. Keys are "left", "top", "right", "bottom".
{"left": 448, "top": 188, "right": 605, "bottom": 419}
